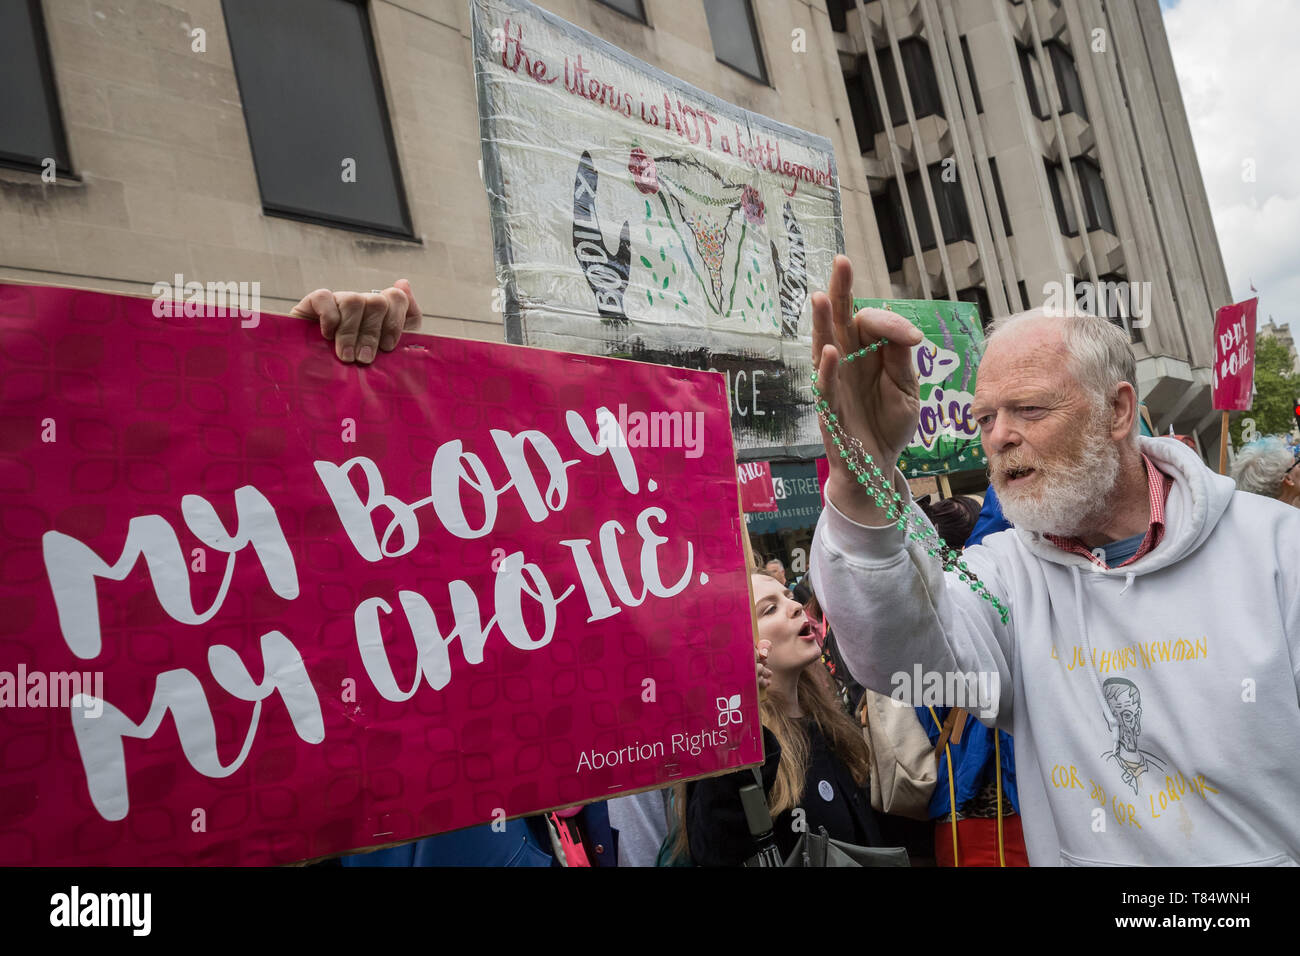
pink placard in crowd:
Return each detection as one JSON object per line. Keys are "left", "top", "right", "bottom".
{"left": 1212, "top": 297, "right": 1258, "bottom": 411}
{"left": 0, "top": 283, "right": 762, "bottom": 866}
{"left": 737, "top": 460, "right": 777, "bottom": 512}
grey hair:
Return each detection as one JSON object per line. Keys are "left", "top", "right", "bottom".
{"left": 985, "top": 306, "right": 1140, "bottom": 445}
{"left": 1230, "top": 436, "right": 1296, "bottom": 498}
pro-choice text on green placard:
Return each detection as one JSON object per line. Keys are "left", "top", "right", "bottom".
{"left": 853, "top": 298, "right": 988, "bottom": 478}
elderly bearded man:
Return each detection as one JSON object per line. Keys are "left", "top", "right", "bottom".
{"left": 808, "top": 256, "right": 1300, "bottom": 866}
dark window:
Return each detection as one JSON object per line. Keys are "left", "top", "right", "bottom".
{"left": 873, "top": 182, "right": 910, "bottom": 272}
{"left": 956, "top": 285, "right": 992, "bottom": 330}
{"left": 856, "top": 54, "right": 889, "bottom": 138}
{"left": 703, "top": 0, "right": 768, "bottom": 83}
{"left": 1046, "top": 159, "right": 1077, "bottom": 235}
{"left": 1072, "top": 158, "right": 1115, "bottom": 233}
{"left": 844, "top": 62, "right": 877, "bottom": 153}
{"left": 1046, "top": 158, "right": 1115, "bottom": 236}
{"left": 1017, "top": 280, "right": 1030, "bottom": 311}
{"left": 1018, "top": 44, "right": 1048, "bottom": 119}
{"left": 0, "top": 0, "right": 72, "bottom": 175}
{"left": 222, "top": 0, "right": 413, "bottom": 238}
{"left": 594, "top": 0, "right": 646, "bottom": 21}
{"left": 896, "top": 39, "right": 945, "bottom": 120}
{"left": 1047, "top": 41, "right": 1088, "bottom": 119}
{"left": 987, "top": 157, "right": 1012, "bottom": 236}
{"left": 932, "top": 161, "right": 974, "bottom": 245}
{"left": 960, "top": 36, "right": 983, "bottom": 113}
{"left": 904, "top": 170, "right": 936, "bottom": 251}
{"left": 849, "top": 51, "right": 898, "bottom": 142}
{"left": 877, "top": 47, "right": 904, "bottom": 122}
{"left": 904, "top": 162, "right": 973, "bottom": 251}
{"left": 827, "top": 0, "right": 856, "bottom": 33}
{"left": 870, "top": 40, "right": 944, "bottom": 127}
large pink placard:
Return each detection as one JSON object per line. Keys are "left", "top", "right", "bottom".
{"left": 0, "top": 283, "right": 761, "bottom": 865}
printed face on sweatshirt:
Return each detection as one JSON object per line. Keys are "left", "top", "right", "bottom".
{"left": 974, "top": 322, "right": 1125, "bottom": 536}
{"left": 751, "top": 575, "right": 820, "bottom": 676}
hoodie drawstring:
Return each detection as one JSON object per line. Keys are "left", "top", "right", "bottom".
{"left": 1070, "top": 565, "right": 1120, "bottom": 747}
{"left": 1119, "top": 571, "right": 1136, "bottom": 596}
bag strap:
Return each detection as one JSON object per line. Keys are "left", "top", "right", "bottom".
{"left": 994, "top": 731, "right": 1006, "bottom": 867}
{"left": 927, "top": 706, "right": 960, "bottom": 868}
{"left": 933, "top": 707, "right": 967, "bottom": 762}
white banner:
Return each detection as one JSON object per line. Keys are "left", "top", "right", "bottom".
{"left": 472, "top": 0, "right": 843, "bottom": 453}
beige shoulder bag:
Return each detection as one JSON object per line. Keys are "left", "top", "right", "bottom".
{"left": 859, "top": 688, "right": 939, "bottom": 820}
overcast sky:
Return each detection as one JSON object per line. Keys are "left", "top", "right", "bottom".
{"left": 1162, "top": 0, "right": 1297, "bottom": 337}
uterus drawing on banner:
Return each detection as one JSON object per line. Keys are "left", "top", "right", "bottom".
{"left": 572, "top": 148, "right": 807, "bottom": 337}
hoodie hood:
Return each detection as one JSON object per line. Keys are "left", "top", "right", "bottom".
{"left": 1010, "top": 435, "right": 1237, "bottom": 576}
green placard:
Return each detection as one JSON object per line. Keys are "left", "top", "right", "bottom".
{"left": 853, "top": 298, "right": 988, "bottom": 478}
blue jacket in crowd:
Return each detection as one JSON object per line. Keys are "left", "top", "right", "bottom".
{"left": 918, "top": 486, "right": 1020, "bottom": 820}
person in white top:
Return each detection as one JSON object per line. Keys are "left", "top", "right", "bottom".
{"left": 807, "top": 255, "right": 1300, "bottom": 866}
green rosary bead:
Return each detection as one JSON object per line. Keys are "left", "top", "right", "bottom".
{"left": 812, "top": 334, "right": 1008, "bottom": 623}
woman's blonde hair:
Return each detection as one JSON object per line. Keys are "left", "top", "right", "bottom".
{"left": 666, "top": 571, "right": 871, "bottom": 861}
{"left": 760, "top": 666, "right": 871, "bottom": 817}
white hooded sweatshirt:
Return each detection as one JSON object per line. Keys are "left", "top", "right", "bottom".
{"left": 811, "top": 436, "right": 1300, "bottom": 866}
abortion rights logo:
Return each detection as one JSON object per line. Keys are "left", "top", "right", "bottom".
{"left": 716, "top": 693, "right": 743, "bottom": 726}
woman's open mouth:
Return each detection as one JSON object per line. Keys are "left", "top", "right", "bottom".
{"left": 797, "top": 621, "right": 814, "bottom": 640}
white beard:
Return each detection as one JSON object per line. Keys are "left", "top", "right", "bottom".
{"left": 993, "top": 408, "right": 1122, "bottom": 537}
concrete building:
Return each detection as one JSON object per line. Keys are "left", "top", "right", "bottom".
{"left": 0, "top": 0, "right": 892, "bottom": 343}
{"left": 0, "top": 0, "right": 1231, "bottom": 464}
{"left": 830, "top": 0, "right": 1233, "bottom": 466}
{"left": 1259, "top": 317, "right": 1300, "bottom": 376}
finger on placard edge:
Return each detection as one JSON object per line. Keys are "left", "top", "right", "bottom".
{"left": 354, "top": 294, "right": 388, "bottom": 364}
{"left": 332, "top": 291, "right": 366, "bottom": 362}
{"left": 394, "top": 278, "right": 423, "bottom": 331}
{"left": 290, "top": 289, "right": 342, "bottom": 340}
{"left": 287, "top": 287, "right": 327, "bottom": 319}
{"left": 379, "top": 288, "right": 408, "bottom": 351}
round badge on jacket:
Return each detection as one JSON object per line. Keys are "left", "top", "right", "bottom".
{"left": 817, "top": 779, "right": 834, "bottom": 802}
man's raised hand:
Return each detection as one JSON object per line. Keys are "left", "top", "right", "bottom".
{"left": 291, "top": 278, "right": 423, "bottom": 364}
{"left": 810, "top": 255, "right": 923, "bottom": 524}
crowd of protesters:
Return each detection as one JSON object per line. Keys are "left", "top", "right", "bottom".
{"left": 296, "top": 255, "right": 1300, "bottom": 867}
